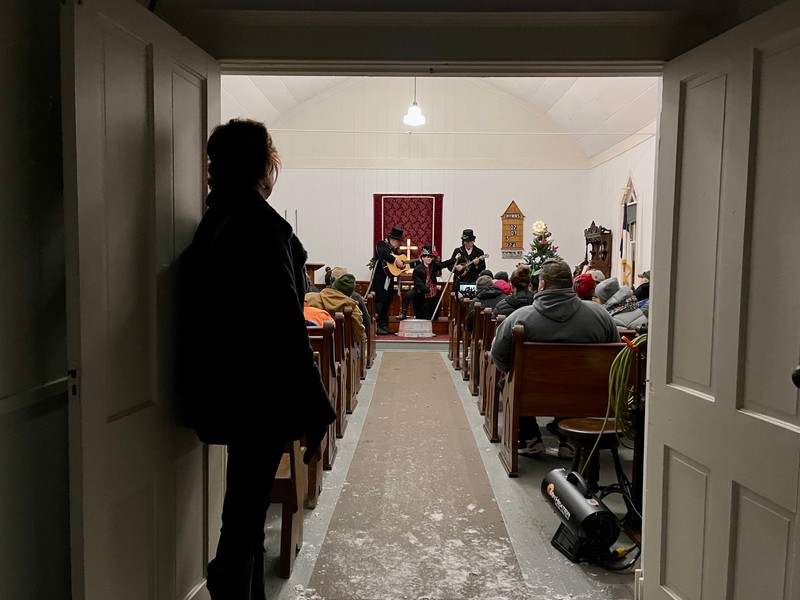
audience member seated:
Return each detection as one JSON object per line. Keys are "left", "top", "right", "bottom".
{"left": 492, "top": 271, "right": 512, "bottom": 295}
{"left": 572, "top": 272, "right": 597, "bottom": 301}
{"left": 493, "top": 265, "right": 534, "bottom": 318}
{"left": 594, "top": 277, "right": 648, "bottom": 331}
{"left": 586, "top": 268, "right": 606, "bottom": 284}
{"left": 465, "top": 274, "right": 505, "bottom": 332}
{"left": 490, "top": 258, "right": 620, "bottom": 459}
{"left": 304, "top": 302, "right": 334, "bottom": 327}
{"left": 330, "top": 266, "right": 371, "bottom": 329}
{"left": 305, "top": 272, "right": 366, "bottom": 348}
{"left": 634, "top": 270, "right": 651, "bottom": 318}
{"left": 633, "top": 269, "right": 650, "bottom": 301}
{"left": 305, "top": 270, "right": 320, "bottom": 293}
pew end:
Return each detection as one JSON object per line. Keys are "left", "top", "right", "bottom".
{"left": 499, "top": 325, "right": 626, "bottom": 477}
{"left": 269, "top": 440, "right": 305, "bottom": 578}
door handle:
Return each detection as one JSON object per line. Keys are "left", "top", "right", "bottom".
{"left": 793, "top": 366, "right": 800, "bottom": 390}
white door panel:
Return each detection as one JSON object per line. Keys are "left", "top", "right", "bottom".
{"left": 644, "top": 1, "right": 800, "bottom": 598}
{"left": 61, "top": 0, "right": 220, "bottom": 598}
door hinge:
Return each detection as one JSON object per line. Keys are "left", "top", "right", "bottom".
{"left": 68, "top": 369, "right": 79, "bottom": 397}
{"left": 634, "top": 567, "right": 644, "bottom": 599}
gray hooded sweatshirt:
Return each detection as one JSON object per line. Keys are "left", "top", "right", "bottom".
{"left": 490, "top": 287, "right": 620, "bottom": 372}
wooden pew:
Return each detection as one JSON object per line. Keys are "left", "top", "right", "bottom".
{"left": 355, "top": 304, "right": 368, "bottom": 382}
{"left": 448, "top": 291, "right": 461, "bottom": 365}
{"left": 332, "top": 312, "right": 349, "bottom": 438}
{"left": 482, "top": 314, "right": 505, "bottom": 443}
{"left": 468, "top": 302, "right": 486, "bottom": 396}
{"left": 307, "top": 321, "right": 338, "bottom": 494}
{"left": 439, "top": 282, "right": 453, "bottom": 322}
{"left": 342, "top": 306, "right": 360, "bottom": 413}
{"left": 269, "top": 439, "right": 305, "bottom": 578}
{"left": 366, "top": 291, "right": 377, "bottom": 368}
{"left": 459, "top": 298, "right": 473, "bottom": 380}
{"left": 477, "top": 308, "right": 497, "bottom": 414}
{"left": 499, "top": 324, "right": 626, "bottom": 477}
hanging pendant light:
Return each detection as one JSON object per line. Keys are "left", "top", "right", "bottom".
{"left": 403, "top": 77, "right": 426, "bottom": 126}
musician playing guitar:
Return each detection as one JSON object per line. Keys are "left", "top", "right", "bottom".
{"left": 448, "top": 228, "right": 487, "bottom": 287}
{"left": 369, "top": 225, "right": 407, "bottom": 335}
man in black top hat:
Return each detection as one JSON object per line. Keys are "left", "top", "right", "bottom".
{"left": 448, "top": 228, "right": 487, "bottom": 287}
{"left": 368, "top": 225, "right": 407, "bottom": 335}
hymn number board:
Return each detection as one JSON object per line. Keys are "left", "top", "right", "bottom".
{"left": 500, "top": 201, "right": 525, "bottom": 259}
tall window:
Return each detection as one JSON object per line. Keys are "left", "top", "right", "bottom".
{"left": 618, "top": 176, "right": 638, "bottom": 287}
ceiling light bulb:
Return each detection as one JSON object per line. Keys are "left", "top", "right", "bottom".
{"left": 403, "top": 102, "right": 426, "bottom": 126}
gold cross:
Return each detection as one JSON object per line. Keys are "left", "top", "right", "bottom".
{"left": 400, "top": 238, "right": 418, "bottom": 261}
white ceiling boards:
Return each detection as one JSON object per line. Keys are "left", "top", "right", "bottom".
{"left": 221, "top": 75, "right": 660, "bottom": 168}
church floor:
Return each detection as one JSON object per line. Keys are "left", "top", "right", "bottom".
{"left": 256, "top": 350, "right": 639, "bottom": 600}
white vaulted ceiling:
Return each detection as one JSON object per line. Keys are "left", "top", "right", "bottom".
{"left": 221, "top": 75, "right": 659, "bottom": 160}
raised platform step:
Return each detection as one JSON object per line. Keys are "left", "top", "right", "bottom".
{"left": 377, "top": 340, "right": 448, "bottom": 352}
{"left": 397, "top": 318, "right": 434, "bottom": 338}
{"left": 388, "top": 316, "right": 448, "bottom": 335}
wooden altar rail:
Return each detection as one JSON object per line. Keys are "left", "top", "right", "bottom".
{"left": 498, "top": 325, "right": 628, "bottom": 477}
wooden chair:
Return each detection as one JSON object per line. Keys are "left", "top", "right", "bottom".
{"left": 269, "top": 440, "right": 305, "bottom": 578}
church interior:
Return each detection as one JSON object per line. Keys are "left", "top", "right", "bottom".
{"left": 7, "top": 1, "right": 798, "bottom": 599}
{"left": 224, "top": 74, "right": 657, "bottom": 598}
{"left": 221, "top": 74, "right": 658, "bottom": 287}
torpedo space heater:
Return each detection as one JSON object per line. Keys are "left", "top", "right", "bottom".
{"left": 541, "top": 468, "right": 621, "bottom": 563}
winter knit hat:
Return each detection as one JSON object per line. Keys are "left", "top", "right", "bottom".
{"left": 476, "top": 274, "right": 494, "bottom": 290}
{"left": 594, "top": 277, "right": 620, "bottom": 303}
{"left": 494, "top": 271, "right": 509, "bottom": 282}
{"left": 330, "top": 266, "right": 348, "bottom": 282}
{"left": 332, "top": 273, "right": 356, "bottom": 296}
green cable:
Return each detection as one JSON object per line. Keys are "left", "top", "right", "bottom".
{"left": 579, "top": 334, "right": 647, "bottom": 478}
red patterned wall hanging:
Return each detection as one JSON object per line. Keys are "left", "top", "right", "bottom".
{"left": 373, "top": 194, "right": 444, "bottom": 259}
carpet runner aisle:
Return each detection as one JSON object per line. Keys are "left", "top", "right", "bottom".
{"left": 306, "top": 352, "right": 532, "bottom": 599}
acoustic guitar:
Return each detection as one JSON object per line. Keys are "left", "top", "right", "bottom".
{"left": 383, "top": 253, "right": 421, "bottom": 277}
